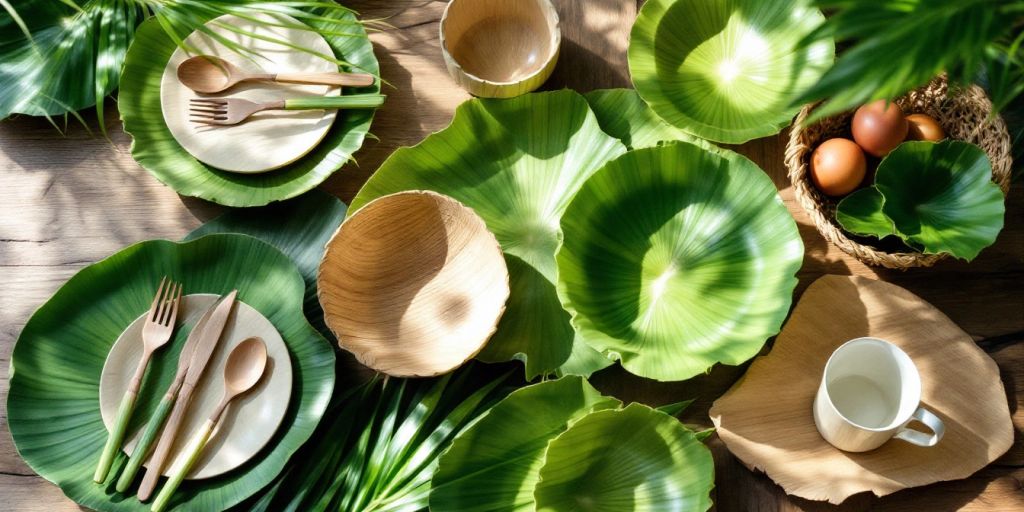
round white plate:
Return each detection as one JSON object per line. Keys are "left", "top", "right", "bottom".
{"left": 100, "top": 294, "right": 292, "bottom": 479}
{"left": 160, "top": 13, "right": 340, "bottom": 173}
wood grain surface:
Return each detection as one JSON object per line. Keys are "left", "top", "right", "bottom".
{"left": 1, "top": 1, "right": 1021, "bottom": 510}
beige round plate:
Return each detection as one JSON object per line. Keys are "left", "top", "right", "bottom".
{"left": 160, "top": 13, "right": 340, "bottom": 173}
{"left": 100, "top": 294, "right": 292, "bottom": 479}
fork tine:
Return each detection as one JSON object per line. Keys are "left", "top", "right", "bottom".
{"left": 160, "top": 283, "right": 182, "bottom": 326}
{"left": 148, "top": 277, "right": 168, "bottom": 321}
{"left": 189, "top": 107, "right": 225, "bottom": 115}
{"left": 190, "top": 98, "right": 227, "bottom": 105}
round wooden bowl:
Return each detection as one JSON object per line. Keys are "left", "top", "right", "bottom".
{"left": 440, "top": 0, "right": 561, "bottom": 98}
{"left": 318, "top": 191, "right": 509, "bottom": 377}
{"left": 785, "top": 76, "right": 1013, "bottom": 269}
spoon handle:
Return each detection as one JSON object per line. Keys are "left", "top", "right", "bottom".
{"left": 150, "top": 417, "right": 216, "bottom": 512}
{"left": 273, "top": 71, "right": 375, "bottom": 88}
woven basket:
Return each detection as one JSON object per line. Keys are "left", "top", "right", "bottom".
{"left": 785, "top": 76, "right": 1013, "bottom": 269}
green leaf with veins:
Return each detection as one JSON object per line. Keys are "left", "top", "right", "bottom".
{"left": 836, "top": 187, "right": 897, "bottom": 239}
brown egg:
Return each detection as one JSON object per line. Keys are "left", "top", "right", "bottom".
{"left": 852, "top": 100, "right": 908, "bottom": 157}
{"left": 810, "top": 138, "right": 867, "bottom": 197}
{"left": 906, "top": 113, "right": 945, "bottom": 141}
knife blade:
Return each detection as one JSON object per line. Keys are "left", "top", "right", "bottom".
{"left": 136, "top": 290, "right": 238, "bottom": 501}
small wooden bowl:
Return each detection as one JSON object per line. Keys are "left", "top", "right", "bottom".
{"left": 786, "top": 76, "right": 1013, "bottom": 269}
{"left": 317, "top": 191, "right": 509, "bottom": 377}
{"left": 440, "top": 0, "right": 561, "bottom": 98}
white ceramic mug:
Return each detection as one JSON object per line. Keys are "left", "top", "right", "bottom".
{"left": 813, "top": 337, "right": 944, "bottom": 452}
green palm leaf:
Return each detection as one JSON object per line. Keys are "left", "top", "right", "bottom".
{"left": 628, "top": 0, "right": 833, "bottom": 144}
{"left": 430, "top": 376, "right": 619, "bottom": 512}
{"left": 244, "top": 366, "right": 514, "bottom": 512}
{"left": 7, "top": 234, "right": 335, "bottom": 511}
{"left": 533, "top": 404, "right": 714, "bottom": 512}
{"left": 118, "top": 6, "right": 379, "bottom": 207}
{"left": 557, "top": 142, "right": 803, "bottom": 381}
{"left": 350, "top": 91, "right": 627, "bottom": 378}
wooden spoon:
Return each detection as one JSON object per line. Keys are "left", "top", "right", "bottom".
{"left": 150, "top": 337, "right": 268, "bottom": 512}
{"left": 177, "top": 55, "right": 375, "bottom": 93}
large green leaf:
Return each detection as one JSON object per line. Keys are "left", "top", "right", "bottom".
{"left": 533, "top": 403, "right": 714, "bottom": 512}
{"left": 7, "top": 234, "right": 335, "bottom": 511}
{"left": 584, "top": 88, "right": 691, "bottom": 150}
{"left": 430, "top": 376, "right": 620, "bottom": 512}
{"left": 557, "top": 142, "right": 803, "bottom": 381}
{"left": 350, "top": 90, "right": 628, "bottom": 378}
{"left": 118, "top": 8, "right": 380, "bottom": 207}
{"left": 875, "top": 140, "right": 1004, "bottom": 260}
{"left": 628, "top": 0, "right": 834, "bottom": 144}
{"left": 0, "top": 0, "right": 145, "bottom": 119}
{"left": 185, "top": 189, "right": 347, "bottom": 337}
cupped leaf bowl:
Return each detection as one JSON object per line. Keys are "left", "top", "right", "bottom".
{"left": 557, "top": 141, "right": 803, "bottom": 382}
{"left": 119, "top": 8, "right": 379, "bottom": 207}
{"left": 350, "top": 90, "right": 628, "bottom": 378}
{"left": 318, "top": 191, "right": 510, "bottom": 377}
{"left": 628, "top": 0, "right": 834, "bottom": 144}
{"left": 7, "top": 234, "right": 335, "bottom": 511}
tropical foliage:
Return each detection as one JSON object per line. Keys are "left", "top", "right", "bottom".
{"left": 836, "top": 140, "right": 1005, "bottom": 260}
{"left": 795, "top": 0, "right": 1024, "bottom": 120}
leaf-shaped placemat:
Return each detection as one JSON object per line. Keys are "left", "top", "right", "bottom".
{"left": 557, "top": 142, "right": 802, "bottom": 381}
{"left": 119, "top": 9, "right": 379, "bottom": 207}
{"left": 534, "top": 404, "right": 714, "bottom": 512}
{"left": 874, "top": 140, "right": 1004, "bottom": 260}
{"left": 7, "top": 235, "right": 335, "bottom": 511}
{"left": 430, "top": 376, "right": 619, "bottom": 511}
{"left": 628, "top": 0, "right": 833, "bottom": 144}
{"left": 350, "top": 90, "right": 627, "bottom": 378}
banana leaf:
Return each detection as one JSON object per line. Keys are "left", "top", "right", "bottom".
{"left": 6, "top": 234, "right": 335, "bottom": 511}
{"left": 118, "top": 7, "right": 379, "bottom": 207}
{"left": 430, "top": 376, "right": 620, "bottom": 511}
{"left": 533, "top": 404, "right": 714, "bottom": 512}
{"left": 557, "top": 142, "right": 803, "bottom": 381}
{"left": 628, "top": 0, "right": 834, "bottom": 144}
{"left": 349, "top": 90, "right": 628, "bottom": 379}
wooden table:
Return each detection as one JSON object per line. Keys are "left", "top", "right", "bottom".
{"left": 1, "top": 1, "right": 1021, "bottom": 510}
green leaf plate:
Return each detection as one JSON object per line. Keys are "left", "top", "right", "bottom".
{"left": 557, "top": 142, "right": 803, "bottom": 381}
{"left": 7, "top": 234, "right": 335, "bottom": 511}
{"left": 350, "top": 90, "right": 628, "bottom": 378}
{"left": 628, "top": 0, "right": 833, "bottom": 144}
{"left": 119, "top": 9, "right": 379, "bottom": 207}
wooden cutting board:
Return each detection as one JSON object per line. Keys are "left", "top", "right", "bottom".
{"left": 709, "top": 275, "right": 1013, "bottom": 504}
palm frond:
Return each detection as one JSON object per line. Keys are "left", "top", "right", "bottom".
{"left": 241, "top": 365, "right": 516, "bottom": 512}
{"left": 794, "top": 0, "right": 1023, "bottom": 120}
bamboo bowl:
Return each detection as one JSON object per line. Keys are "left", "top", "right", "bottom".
{"left": 318, "top": 191, "right": 509, "bottom": 377}
{"left": 440, "top": 0, "right": 561, "bottom": 98}
{"left": 785, "top": 76, "right": 1013, "bottom": 269}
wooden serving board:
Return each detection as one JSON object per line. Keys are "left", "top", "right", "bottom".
{"left": 709, "top": 275, "right": 1014, "bottom": 504}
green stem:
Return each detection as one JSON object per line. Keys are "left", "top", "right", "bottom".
{"left": 151, "top": 419, "right": 214, "bottom": 512}
{"left": 115, "top": 393, "right": 176, "bottom": 492}
{"left": 94, "top": 390, "right": 137, "bottom": 483}
{"left": 283, "top": 94, "right": 386, "bottom": 110}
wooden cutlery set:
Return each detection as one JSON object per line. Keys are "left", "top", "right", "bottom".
{"left": 94, "top": 279, "right": 267, "bottom": 512}
{"left": 179, "top": 55, "right": 383, "bottom": 125}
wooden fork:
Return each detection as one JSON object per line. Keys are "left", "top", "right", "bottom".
{"left": 94, "top": 277, "right": 183, "bottom": 483}
{"left": 189, "top": 94, "right": 386, "bottom": 126}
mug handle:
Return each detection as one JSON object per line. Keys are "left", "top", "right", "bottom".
{"left": 894, "top": 407, "right": 945, "bottom": 447}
